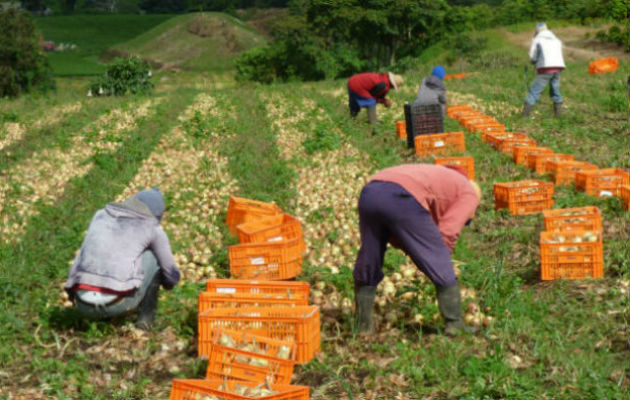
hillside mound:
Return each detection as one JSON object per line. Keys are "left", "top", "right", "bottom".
{"left": 105, "top": 13, "right": 266, "bottom": 72}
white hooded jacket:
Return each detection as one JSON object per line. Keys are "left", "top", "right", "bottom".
{"left": 529, "top": 29, "right": 565, "bottom": 70}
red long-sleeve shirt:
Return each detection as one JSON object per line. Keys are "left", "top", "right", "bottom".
{"left": 348, "top": 72, "right": 392, "bottom": 103}
{"left": 370, "top": 164, "right": 479, "bottom": 252}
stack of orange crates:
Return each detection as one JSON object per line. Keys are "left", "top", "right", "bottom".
{"left": 540, "top": 206, "right": 604, "bottom": 280}
{"left": 528, "top": 153, "right": 574, "bottom": 175}
{"left": 228, "top": 198, "right": 305, "bottom": 281}
{"left": 415, "top": 131, "right": 465, "bottom": 157}
{"left": 434, "top": 156, "right": 475, "bottom": 179}
{"left": 575, "top": 168, "right": 630, "bottom": 198}
{"left": 171, "top": 196, "right": 317, "bottom": 399}
{"left": 546, "top": 161, "right": 597, "bottom": 186}
{"left": 494, "top": 180, "right": 554, "bottom": 215}
{"left": 513, "top": 146, "right": 553, "bottom": 166}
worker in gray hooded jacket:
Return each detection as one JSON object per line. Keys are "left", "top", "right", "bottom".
{"left": 413, "top": 65, "right": 447, "bottom": 115}
{"left": 64, "top": 187, "right": 180, "bottom": 331}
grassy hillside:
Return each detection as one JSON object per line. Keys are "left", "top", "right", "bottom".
{"left": 34, "top": 14, "right": 174, "bottom": 76}
{"left": 109, "top": 12, "right": 266, "bottom": 71}
{"left": 1, "top": 19, "right": 628, "bottom": 400}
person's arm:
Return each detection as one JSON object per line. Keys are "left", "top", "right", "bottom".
{"left": 149, "top": 227, "right": 180, "bottom": 289}
{"left": 529, "top": 38, "right": 539, "bottom": 64}
{"left": 437, "top": 193, "right": 478, "bottom": 253}
{"left": 369, "top": 82, "right": 389, "bottom": 103}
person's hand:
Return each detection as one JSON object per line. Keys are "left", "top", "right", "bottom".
{"left": 384, "top": 98, "right": 392, "bottom": 108}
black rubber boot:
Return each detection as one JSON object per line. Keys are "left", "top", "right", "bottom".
{"left": 436, "top": 282, "right": 474, "bottom": 336}
{"left": 522, "top": 104, "right": 533, "bottom": 117}
{"left": 354, "top": 284, "right": 376, "bottom": 334}
{"left": 135, "top": 275, "right": 160, "bottom": 331}
{"left": 553, "top": 102, "right": 562, "bottom": 118}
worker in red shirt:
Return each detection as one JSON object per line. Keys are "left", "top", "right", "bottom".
{"left": 353, "top": 164, "right": 482, "bottom": 335}
{"left": 347, "top": 72, "right": 403, "bottom": 128}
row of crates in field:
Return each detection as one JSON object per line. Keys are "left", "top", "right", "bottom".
{"left": 448, "top": 105, "right": 630, "bottom": 214}
{"left": 170, "top": 197, "right": 318, "bottom": 400}
{"left": 448, "top": 105, "right": 623, "bottom": 282}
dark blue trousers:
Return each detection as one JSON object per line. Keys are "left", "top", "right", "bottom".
{"left": 353, "top": 181, "right": 457, "bottom": 288}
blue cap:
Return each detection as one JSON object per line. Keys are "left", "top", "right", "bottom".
{"left": 135, "top": 187, "right": 165, "bottom": 221}
{"left": 432, "top": 65, "right": 446, "bottom": 81}
{"left": 536, "top": 22, "right": 547, "bottom": 34}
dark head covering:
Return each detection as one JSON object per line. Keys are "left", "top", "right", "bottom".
{"left": 135, "top": 187, "right": 165, "bottom": 221}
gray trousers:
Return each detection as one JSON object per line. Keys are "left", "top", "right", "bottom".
{"left": 75, "top": 251, "right": 160, "bottom": 319}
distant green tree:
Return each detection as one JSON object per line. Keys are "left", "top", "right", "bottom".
{"left": 0, "top": 8, "right": 55, "bottom": 98}
{"left": 139, "top": 0, "right": 186, "bottom": 13}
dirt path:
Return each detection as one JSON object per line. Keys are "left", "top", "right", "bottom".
{"left": 500, "top": 26, "right": 628, "bottom": 62}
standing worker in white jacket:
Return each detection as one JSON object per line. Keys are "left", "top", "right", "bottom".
{"left": 522, "top": 23, "right": 566, "bottom": 118}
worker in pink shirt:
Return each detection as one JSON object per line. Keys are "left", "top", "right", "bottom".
{"left": 353, "top": 164, "right": 482, "bottom": 335}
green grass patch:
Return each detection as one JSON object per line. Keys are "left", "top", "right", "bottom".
{"left": 34, "top": 14, "right": 175, "bottom": 76}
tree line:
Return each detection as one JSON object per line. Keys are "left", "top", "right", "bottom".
{"left": 234, "top": 0, "right": 629, "bottom": 83}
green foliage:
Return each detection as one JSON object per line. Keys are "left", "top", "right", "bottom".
{"left": 303, "top": 124, "right": 341, "bottom": 154}
{"left": 0, "top": 8, "right": 55, "bottom": 98}
{"left": 88, "top": 57, "right": 153, "bottom": 97}
{"left": 596, "top": 24, "right": 630, "bottom": 51}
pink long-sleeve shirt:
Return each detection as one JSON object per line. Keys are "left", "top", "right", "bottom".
{"left": 370, "top": 164, "right": 479, "bottom": 252}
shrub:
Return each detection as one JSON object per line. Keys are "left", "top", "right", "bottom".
{"left": 0, "top": 8, "right": 55, "bottom": 98}
{"left": 88, "top": 57, "right": 153, "bottom": 97}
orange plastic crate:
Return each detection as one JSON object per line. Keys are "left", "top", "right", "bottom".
{"left": 236, "top": 214, "right": 306, "bottom": 253}
{"left": 528, "top": 153, "right": 573, "bottom": 174}
{"left": 434, "top": 156, "right": 475, "bottom": 179}
{"left": 229, "top": 239, "right": 303, "bottom": 280}
{"left": 414, "top": 131, "right": 465, "bottom": 157}
{"left": 575, "top": 168, "right": 630, "bottom": 197}
{"left": 450, "top": 110, "right": 483, "bottom": 121}
{"left": 547, "top": 161, "right": 597, "bottom": 185}
{"left": 198, "top": 306, "right": 320, "bottom": 364}
{"left": 226, "top": 196, "right": 283, "bottom": 235}
{"left": 485, "top": 132, "right": 529, "bottom": 148}
{"left": 539, "top": 230, "right": 603, "bottom": 280}
{"left": 543, "top": 206, "right": 602, "bottom": 232}
{"left": 479, "top": 125, "right": 506, "bottom": 135}
{"left": 205, "top": 279, "right": 310, "bottom": 299}
{"left": 495, "top": 137, "right": 537, "bottom": 154}
{"left": 588, "top": 57, "right": 619, "bottom": 75}
{"left": 395, "top": 121, "right": 406, "bottom": 139}
{"left": 169, "top": 379, "right": 310, "bottom": 400}
{"left": 446, "top": 105, "right": 472, "bottom": 118}
{"left": 198, "top": 291, "right": 309, "bottom": 316}
{"left": 494, "top": 180, "right": 554, "bottom": 215}
{"left": 513, "top": 146, "right": 553, "bottom": 166}
{"left": 206, "top": 329, "right": 297, "bottom": 384}
{"left": 463, "top": 116, "right": 497, "bottom": 130}
{"left": 621, "top": 185, "right": 630, "bottom": 210}
{"left": 470, "top": 122, "right": 505, "bottom": 134}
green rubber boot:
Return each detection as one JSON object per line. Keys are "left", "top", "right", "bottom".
{"left": 354, "top": 284, "right": 376, "bottom": 334}
{"left": 554, "top": 102, "right": 562, "bottom": 118}
{"left": 522, "top": 103, "right": 533, "bottom": 117}
{"left": 436, "top": 282, "right": 474, "bottom": 336}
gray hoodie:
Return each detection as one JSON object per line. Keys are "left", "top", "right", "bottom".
{"left": 64, "top": 199, "right": 180, "bottom": 294}
{"left": 414, "top": 76, "right": 447, "bottom": 108}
